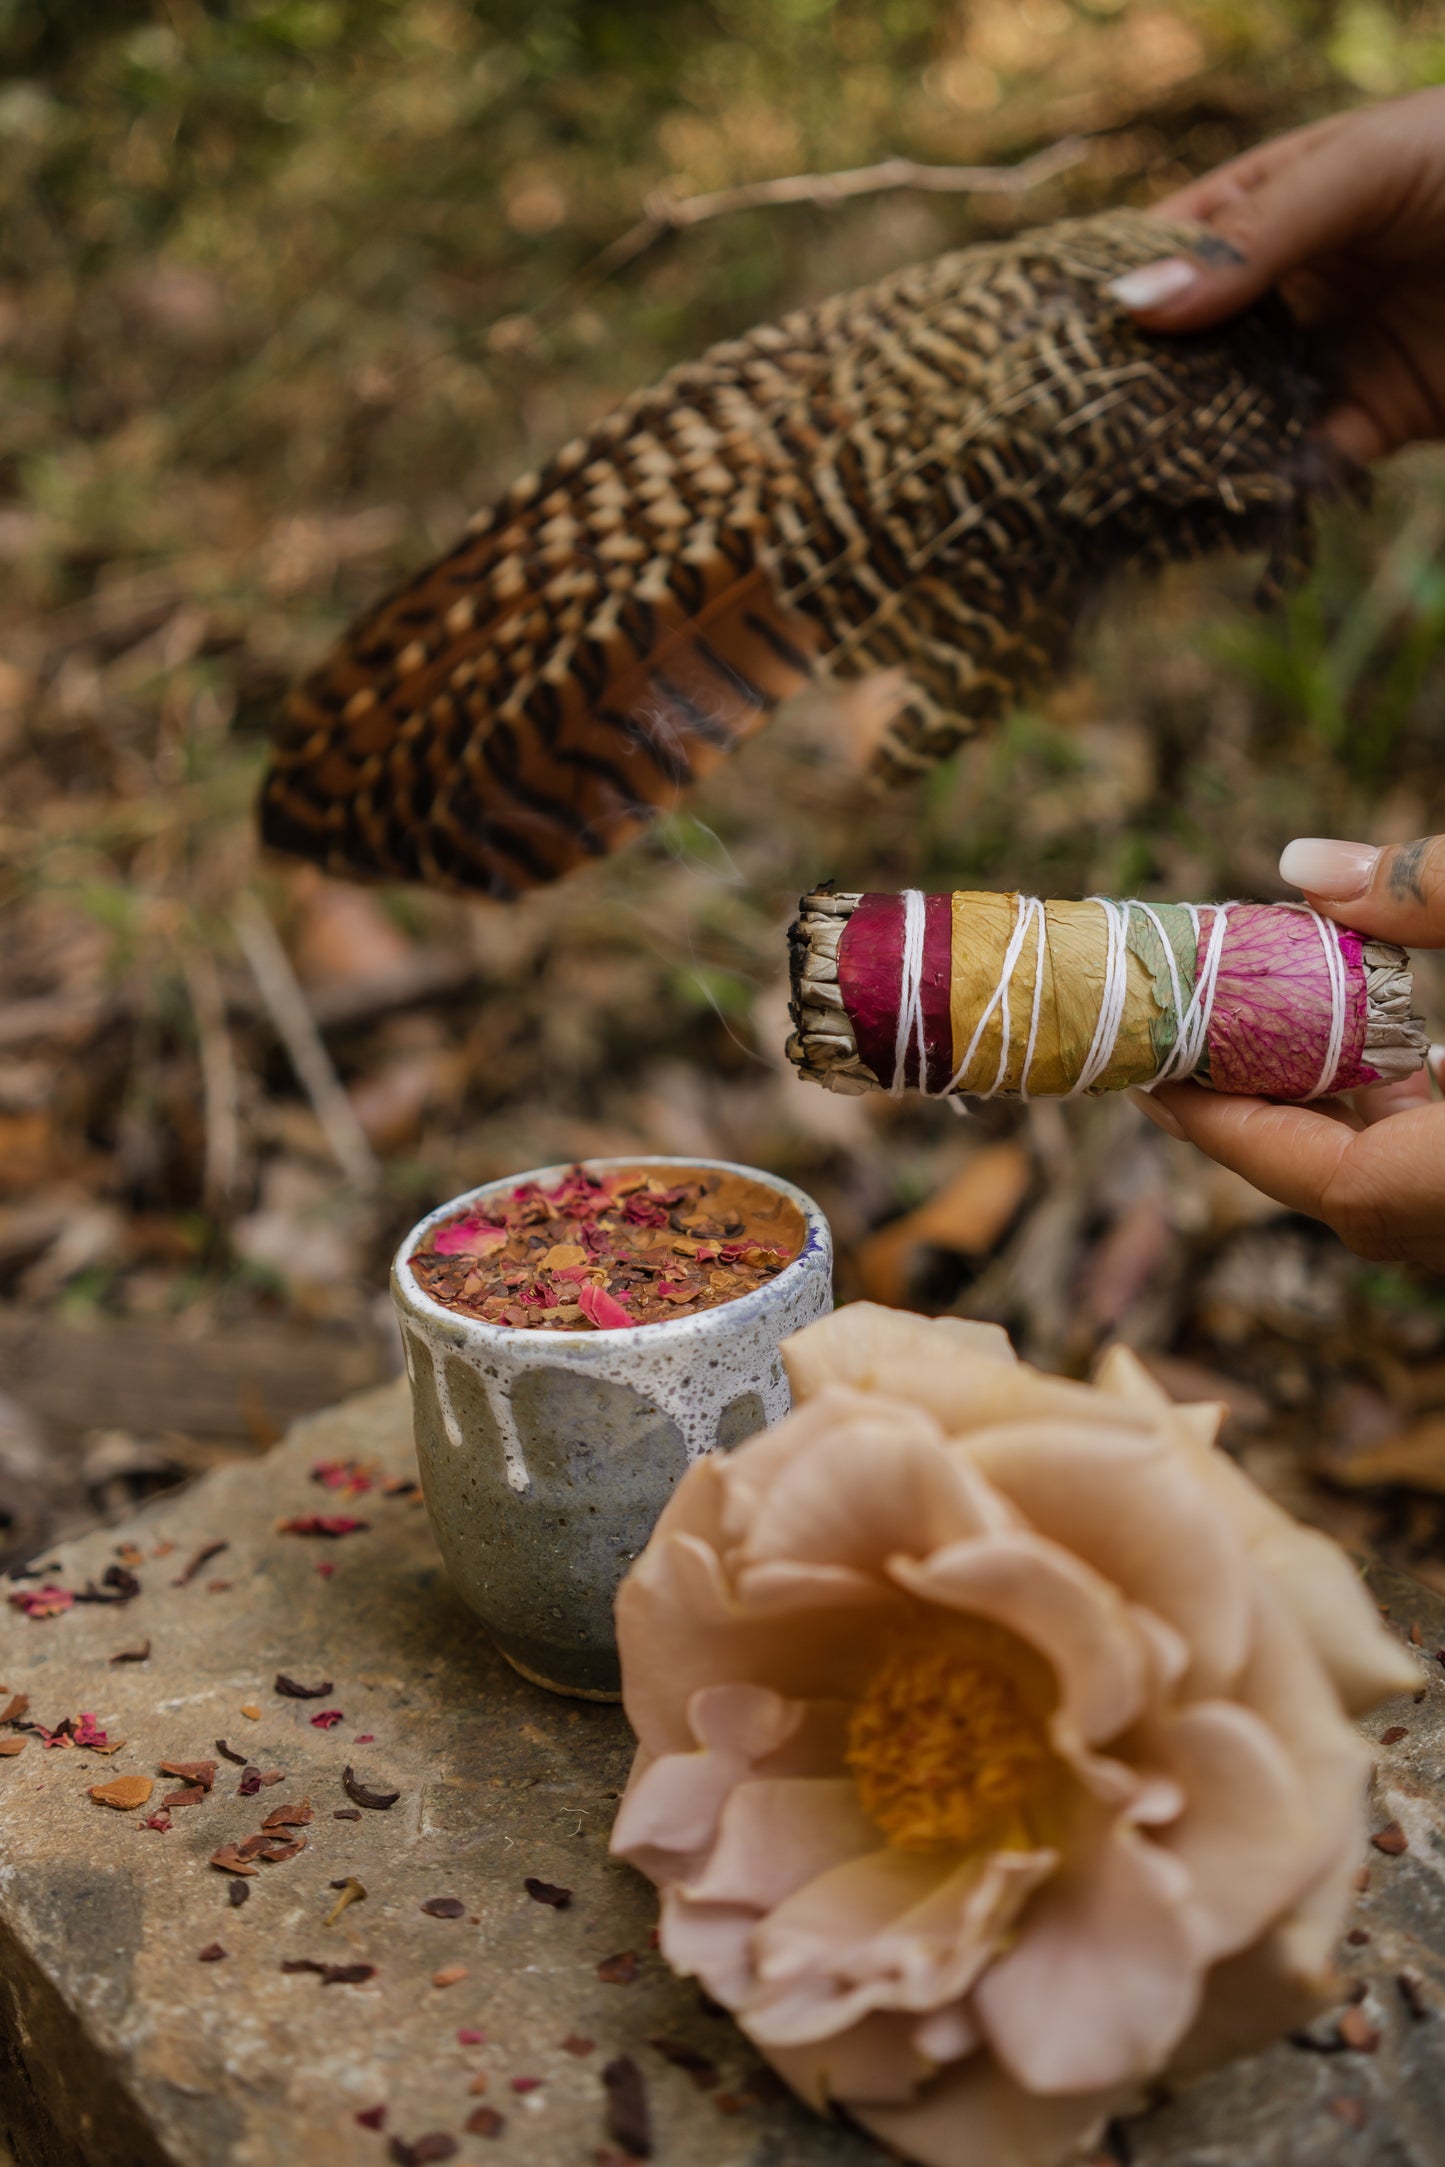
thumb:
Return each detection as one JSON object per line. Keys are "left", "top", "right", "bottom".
{"left": 1108, "top": 112, "right": 1386, "bottom": 331}
{"left": 1278, "top": 835, "right": 1445, "bottom": 947}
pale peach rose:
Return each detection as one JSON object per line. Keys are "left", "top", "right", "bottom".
{"left": 611, "top": 1304, "right": 1418, "bottom": 2167}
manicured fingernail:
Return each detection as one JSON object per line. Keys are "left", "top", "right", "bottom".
{"left": 1108, "top": 258, "right": 1200, "bottom": 310}
{"left": 1430, "top": 1045, "right": 1445, "bottom": 1089}
{"left": 1129, "top": 1088, "right": 1185, "bottom": 1140}
{"left": 1278, "top": 838, "right": 1379, "bottom": 899}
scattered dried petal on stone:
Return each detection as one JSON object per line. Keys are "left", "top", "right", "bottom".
{"left": 89, "top": 1776, "right": 153, "bottom": 1810}
{"left": 141, "top": 1810, "right": 172, "bottom": 1833}
{"left": 602, "top": 2055, "right": 652, "bottom": 2159}
{"left": 561, "top": 2035, "right": 595, "bottom": 2056}
{"left": 431, "top": 1964, "right": 468, "bottom": 1989}
{"left": 509, "top": 2076, "right": 540, "bottom": 2094}
{"left": 334, "top": 1808, "right": 361, "bottom": 1821}
{"left": 172, "top": 1542, "right": 228, "bottom": 1587}
{"left": 239, "top": 1704, "right": 261, "bottom": 1720}
{"left": 343, "top": 1766, "right": 400, "bottom": 1810}
{"left": 238, "top": 1767, "right": 262, "bottom": 1796}
{"left": 0, "top": 1694, "right": 29, "bottom": 1724}
{"left": 597, "top": 1950, "right": 639, "bottom": 1985}
{"left": 210, "top": 1845, "right": 259, "bottom": 1877}
{"left": 159, "top": 1759, "right": 218, "bottom": 1792}
{"left": 163, "top": 1784, "right": 208, "bottom": 1809}
{"left": 262, "top": 1797, "right": 312, "bottom": 1829}
{"left": 456, "top": 2028, "right": 486, "bottom": 2046}
{"left": 355, "top": 2105, "right": 387, "bottom": 2131}
{"left": 324, "top": 1878, "right": 367, "bottom": 1926}
{"left": 276, "top": 1515, "right": 370, "bottom": 1538}
{"left": 647, "top": 2036, "right": 719, "bottom": 2089}
{"left": 310, "top": 1709, "right": 344, "bottom": 1730}
{"left": 228, "top": 1880, "right": 250, "bottom": 1909}
{"left": 214, "top": 1738, "right": 247, "bottom": 1765}
{"left": 389, "top": 2137, "right": 457, "bottom": 2166}
{"left": 9, "top": 1585, "right": 74, "bottom": 1620}
{"left": 0, "top": 1738, "right": 26, "bottom": 1756}
{"left": 197, "top": 1943, "right": 226, "bottom": 1963}
{"left": 522, "top": 1877, "right": 571, "bottom": 1910}
{"left": 109, "top": 1642, "right": 151, "bottom": 1664}
{"left": 420, "top": 1897, "right": 465, "bottom": 1919}
{"left": 275, "top": 1673, "right": 333, "bottom": 1699}
{"left": 1372, "top": 1822, "right": 1408, "bottom": 1856}
{"left": 281, "top": 1959, "right": 376, "bottom": 1986}
{"left": 1381, "top": 1726, "right": 1409, "bottom": 1745}
{"left": 465, "top": 2108, "right": 505, "bottom": 2139}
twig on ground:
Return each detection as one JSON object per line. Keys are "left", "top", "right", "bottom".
{"left": 182, "top": 946, "right": 243, "bottom": 1211}
{"left": 233, "top": 895, "right": 379, "bottom": 1189}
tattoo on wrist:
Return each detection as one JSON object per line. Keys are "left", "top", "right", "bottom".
{"left": 1388, "top": 837, "right": 1430, "bottom": 905}
{"left": 1190, "top": 232, "right": 1248, "bottom": 268}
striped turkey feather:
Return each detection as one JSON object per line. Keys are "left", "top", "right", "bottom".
{"left": 260, "top": 210, "right": 1345, "bottom": 898}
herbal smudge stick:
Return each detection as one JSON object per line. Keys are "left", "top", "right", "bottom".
{"left": 787, "top": 887, "right": 1426, "bottom": 1102}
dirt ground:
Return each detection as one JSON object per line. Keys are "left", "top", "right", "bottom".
{"left": 3, "top": 1, "right": 1445, "bottom": 1581}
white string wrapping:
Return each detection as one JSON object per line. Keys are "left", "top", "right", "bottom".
{"left": 891, "top": 888, "right": 929, "bottom": 1095}
{"left": 887, "top": 891, "right": 1354, "bottom": 1101}
{"left": 1289, "top": 902, "right": 1350, "bottom": 1098}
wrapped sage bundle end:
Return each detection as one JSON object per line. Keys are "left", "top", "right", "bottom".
{"left": 787, "top": 887, "right": 1427, "bottom": 1102}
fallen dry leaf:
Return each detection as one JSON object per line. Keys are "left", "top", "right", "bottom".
{"left": 90, "top": 1776, "right": 153, "bottom": 1810}
{"left": 1334, "top": 1416, "right": 1445, "bottom": 1496}
{"left": 853, "top": 1143, "right": 1031, "bottom": 1307}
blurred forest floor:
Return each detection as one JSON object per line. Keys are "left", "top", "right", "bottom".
{"left": 4, "top": 0, "right": 1445, "bottom": 1579}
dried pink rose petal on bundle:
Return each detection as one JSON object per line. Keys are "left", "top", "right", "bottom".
{"left": 611, "top": 1304, "right": 1417, "bottom": 2167}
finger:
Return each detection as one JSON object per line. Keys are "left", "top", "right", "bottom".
{"left": 1110, "top": 105, "right": 1401, "bottom": 331}
{"left": 1320, "top": 397, "right": 1393, "bottom": 465}
{"left": 1350, "top": 1069, "right": 1434, "bottom": 1125}
{"left": 1150, "top": 114, "right": 1346, "bottom": 225}
{"left": 1132, "top": 1084, "right": 1356, "bottom": 1220}
{"left": 1278, "top": 834, "right": 1445, "bottom": 946}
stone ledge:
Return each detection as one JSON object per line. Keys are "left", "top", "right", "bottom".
{"left": 0, "top": 1379, "right": 1436, "bottom": 2166}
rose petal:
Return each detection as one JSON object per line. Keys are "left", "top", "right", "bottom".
{"left": 851, "top": 2048, "right": 1125, "bottom": 2167}
{"left": 746, "top": 1849, "right": 1055, "bottom": 2046}
{"left": 1096, "top": 1346, "right": 1417, "bottom": 1713}
{"left": 729, "top": 1390, "right": 1015, "bottom": 1573}
{"left": 887, "top": 1529, "right": 1150, "bottom": 1745}
{"left": 765, "top": 2010, "right": 939, "bottom": 2110}
{"left": 681, "top": 1778, "right": 877, "bottom": 1911}
{"left": 657, "top": 1893, "right": 758, "bottom": 2007}
{"left": 617, "top": 1530, "right": 902, "bottom": 1759}
{"left": 1143, "top": 1699, "right": 1313, "bottom": 1963}
{"left": 958, "top": 1419, "right": 1253, "bottom": 1695}
{"left": 973, "top": 1822, "right": 1200, "bottom": 2094}
{"left": 781, "top": 1304, "right": 1017, "bottom": 1406}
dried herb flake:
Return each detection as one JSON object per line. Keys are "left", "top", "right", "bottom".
{"left": 275, "top": 1673, "right": 333, "bottom": 1699}
{"left": 523, "top": 1876, "right": 572, "bottom": 1909}
{"left": 602, "top": 2055, "right": 653, "bottom": 2159}
{"left": 343, "top": 1765, "right": 400, "bottom": 1810}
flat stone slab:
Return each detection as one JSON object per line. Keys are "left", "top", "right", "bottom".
{"left": 0, "top": 1379, "right": 1439, "bottom": 2167}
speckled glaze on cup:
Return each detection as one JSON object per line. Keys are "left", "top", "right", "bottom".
{"left": 392, "top": 1157, "right": 832, "bottom": 1699}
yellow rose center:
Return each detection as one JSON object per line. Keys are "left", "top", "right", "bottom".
{"left": 845, "top": 1613, "right": 1064, "bottom": 1853}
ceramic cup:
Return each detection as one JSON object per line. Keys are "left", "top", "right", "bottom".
{"left": 392, "top": 1156, "right": 832, "bottom": 1699}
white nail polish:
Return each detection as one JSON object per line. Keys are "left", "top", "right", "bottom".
{"left": 1278, "top": 838, "right": 1379, "bottom": 900}
{"left": 1107, "top": 258, "right": 1199, "bottom": 310}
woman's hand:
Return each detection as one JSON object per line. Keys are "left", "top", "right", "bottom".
{"left": 1133, "top": 837, "right": 1445, "bottom": 1270}
{"left": 1108, "top": 88, "right": 1445, "bottom": 463}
